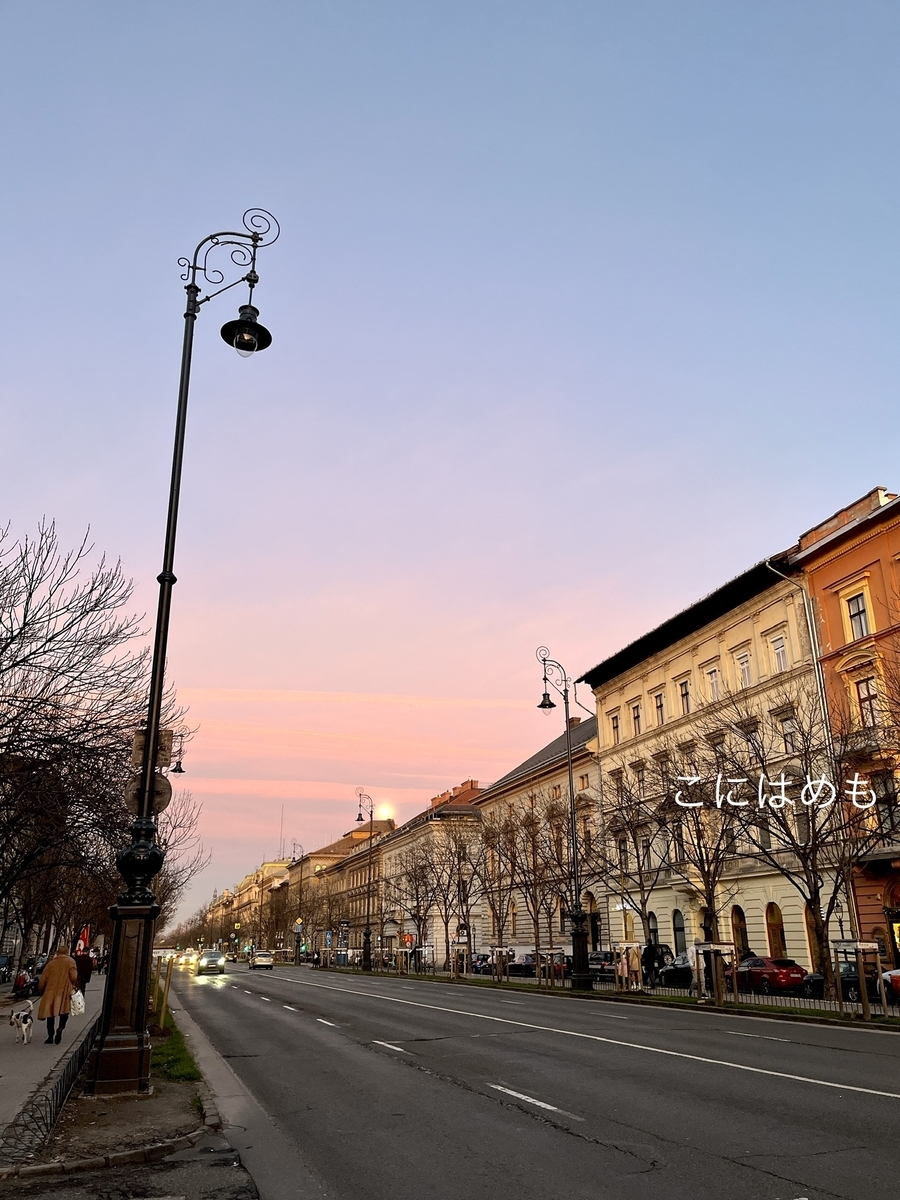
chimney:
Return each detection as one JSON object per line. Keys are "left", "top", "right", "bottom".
{"left": 568, "top": 716, "right": 581, "bottom": 729}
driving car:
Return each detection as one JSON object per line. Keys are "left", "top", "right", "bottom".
{"left": 471, "top": 954, "right": 491, "bottom": 975}
{"left": 195, "top": 950, "right": 226, "bottom": 976}
{"left": 735, "top": 956, "right": 807, "bottom": 994}
{"left": 249, "top": 949, "right": 274, "bottom": 970}
{"left": 177, "top": 948, "right": 198, "bottom": 966}
{"left": 801, "top": 960, "right": 881, "bottom": 1002}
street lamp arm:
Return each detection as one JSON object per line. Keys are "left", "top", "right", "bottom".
{"left": 536, "top": 646, "right": 569, "bottom": 700}
{"left": 179, "top": 209, "right": 281, "bottom": 285}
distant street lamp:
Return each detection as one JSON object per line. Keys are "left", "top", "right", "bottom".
{"left": 536, "top": 646, "right": 593, "bottom": 991}
{"left": 356, "top": 788, "right": 376, "bottom": 971}
{"left": 87, "top": 210, "right": 280, "bottom": 1094}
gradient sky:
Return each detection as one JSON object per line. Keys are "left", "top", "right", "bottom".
{"left": 4, "top": 3, "right": 900, "bottom": 918}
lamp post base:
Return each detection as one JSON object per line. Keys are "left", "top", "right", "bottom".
{"left": 84, "top": 902, "right": 158, "bottom": 1095}
{"left": 570, "top": 915, "right": 593, "bottom": 992}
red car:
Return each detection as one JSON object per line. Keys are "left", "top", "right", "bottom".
{"left": 736, "top": 956, "right": 807, "bottom": 995}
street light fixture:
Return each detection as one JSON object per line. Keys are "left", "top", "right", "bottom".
{"left": 86, "top": 209, "right": 280, "bottom": 1094}
{"left": 536, "top": 646, "right": 592, "bottom": 991}
{"left": 356, "top": 788, "right": 376, "bottom": 972}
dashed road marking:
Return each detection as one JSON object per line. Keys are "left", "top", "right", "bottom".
{"left": 261, "top": 997, "right": 271, "bottom": 1002}
{"left": 490, "top": 1084, "right": 584, "bottom": 1120}
{"left": 284, "top": 1005, "right": 298, "bottom": 1011}
{"left": 317, "top": 1018, "right": 337, "bottom": 1027}
{"left": 373, "top": 1040, "right": 409, "bottom": 1053}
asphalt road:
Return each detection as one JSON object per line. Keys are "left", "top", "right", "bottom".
{"left": 173, "top": 964, "right": 900, "bottom": 1200}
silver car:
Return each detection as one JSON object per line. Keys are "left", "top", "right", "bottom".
{"left": 249, "top": 950, "right": 274, "bottom": 970}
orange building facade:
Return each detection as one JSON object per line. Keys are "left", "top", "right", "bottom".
{"left": 792, "top": 487, "right": 900, "bottom": 967}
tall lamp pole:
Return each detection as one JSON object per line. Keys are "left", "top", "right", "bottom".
{"left": 536, "top": 646, "right": 593, "bottom": 991}
{"left": 356, "top": 788, "right": 376, "bottom": 971}
{"left": 87, "top": 210, "right": 280, "bottom": 1094}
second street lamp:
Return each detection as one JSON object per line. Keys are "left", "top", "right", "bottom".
{"left": 356, "top": 788, "right": 375, "bottom": 971}
{"left": 86, "top": 209, "right": 280, "bottom": 1094}
{"left": 536, "top": 646, "right": 593, "bottom": 991}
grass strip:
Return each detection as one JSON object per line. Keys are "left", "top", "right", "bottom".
{"left": 151, "top": 1010, "right": 202, "bottom": 1081}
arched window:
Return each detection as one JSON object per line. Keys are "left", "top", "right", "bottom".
{"left": 766, "top": 902, "right": 787, "bottom": 958}
{"left": 648, "top": 912, "right": 659, "bottom": 945}
{"left": 624, "top": 912, "right": 635, "bottom": 941}
{"left": 731, "top": 906, "right": 749, "bottom": 956}
{"left": 672, "top": 909, "right": 686, "bottom": 956}
{"left": 510, "top": 904, "right": 518, "bottom": 938}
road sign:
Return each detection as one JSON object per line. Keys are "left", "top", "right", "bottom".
{"left": 125, "top": 772, "right": 173, "bottom": 815}
{"left": 293, "top": 919, "right": 304, "bottom": 933}
{"left": 325, "top": 930, "right": 333, "bottom": 948}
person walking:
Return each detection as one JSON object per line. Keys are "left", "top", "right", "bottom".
{"left": 641, "top": 941, "right": 658, "bottom": 988}
{"left": 38, "top": 945, "right": 78, "bottom": 1045}
{"left": 74, "top": 949, "right": 93, "bottom": 995}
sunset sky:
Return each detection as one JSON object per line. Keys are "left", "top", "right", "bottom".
{"left": 4, "top": 3, "right": 900, "bottom": 916}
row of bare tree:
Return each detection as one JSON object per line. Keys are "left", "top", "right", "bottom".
{"left": 0, "top": 522, "right": 206, "bottom": 964}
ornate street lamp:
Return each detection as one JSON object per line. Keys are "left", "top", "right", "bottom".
{"left": 87, "top": 210, "right": 280, "bottom": 1094}
{"left": 536, "top": 646, "right": 593, "bottom": 991}
{"left": 356, "top": 788, "right": 376, "bottom": 971}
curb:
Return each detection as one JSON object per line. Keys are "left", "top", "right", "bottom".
{"left": 0, "top": 1092, "right": 222, "bottom": 1182}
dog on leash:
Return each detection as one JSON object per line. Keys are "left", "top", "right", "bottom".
{"left": 9, "top": 999, "right": 34, "bottom": 1044}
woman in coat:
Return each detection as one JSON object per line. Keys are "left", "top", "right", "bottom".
{"left": 38, "top": 946, "right": 78, "bottom": 1044}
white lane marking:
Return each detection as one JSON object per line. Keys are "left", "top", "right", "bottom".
{"left": 232, "top": 986, "right": 239, "bottom": 990}
{"left": 261, "top": 997, "right": 271, "bottom": 1002}
{"left": 373, "top": 1040, "right": 409, "bottom": 1053}
{"left": 317, "top": 1018, "right": 337, "bottom": 1026}
{"left": 271, "top": 974, "right": 900, "bottom": 1100}
{"left": 500, "top": 1000, "right": 523, "bottom": 1005}
{"left": 284, "top": 1005, "right": 298, "bottom": 1012}
{"left": 727, "top": 1031, "right": 790, "bottom": 1043}
{"left": 490, "top": 1084, "right": 584, "bottom": 1121}
{"left": 244, "top": 990, "right": 252, "bottom": 994}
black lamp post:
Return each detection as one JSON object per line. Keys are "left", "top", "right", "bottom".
{"left": 356, "top": 788, "right": 376, "bottom": 971}
{"left": 86, "top": 210, "right": 279, "bottom": 1094}
{"left": 536, "top": 646, "right": 593, "bottom": 991}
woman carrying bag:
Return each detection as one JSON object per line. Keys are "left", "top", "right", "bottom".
{"left": 38, "top": 945, "right": 79, "bottom": 1044}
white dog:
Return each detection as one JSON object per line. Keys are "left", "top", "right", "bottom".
{"left": 9, "top": 999, "right": 34, "bottom": 1045}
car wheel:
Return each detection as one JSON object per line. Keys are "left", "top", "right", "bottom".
{"left": 760, "top": 979, "right": 772, "bottom": 995}
{"left": 846, "top": 984, "right": 860, "bottom": 1002}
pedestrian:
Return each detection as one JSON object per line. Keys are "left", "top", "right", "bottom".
{"left": 74, "top": 948, "right": 93, "bottom": 995}
{"left": 38, "top": 945, "right": 78, "bottom": 1045}
{"left": 312, "top": 950, "right": 321, "bottom": 969}
{"left": 641, "top": 941, "right": 657, "bottom": 988}
{"left": 627, "top": 943, "right": 643, "bottom": 990}
{"left": 687, "top": 938, "right": 706, "bottom": 998}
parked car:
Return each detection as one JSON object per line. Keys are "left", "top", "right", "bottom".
{"left": 657, "top": 953, "right": 694, "bottom": 988}
{"left": 801, "top": 961, "right": 881, "bottom": 1002}
{"left": 589, "top": 951, "right": 616, "bottom": 980}
{"left": 882, "top": 968, "right": 900, "bottom": 1000}
{"left": 735, "top": 956, "right": 807, "bottom": 995}
{"left": 249, "top": 950, "right": 274, "bottom": 970}
{"left": 195, "top": 950, "right": 226, "bottom": 976}
{"left": 507, "top": 954, "right": 536, "bottom": 978}
{"left": 471, "top": 954, "right": 491, "bottom": 975}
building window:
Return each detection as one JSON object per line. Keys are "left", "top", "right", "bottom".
{"left": 610, "top": 713, "right": 620, "bottom": 745}
{"left": 856, "top": 677, "right": 879, "bottom": 728}
{"left": 679, "top": 679, "right": 690, "bottom": 715}
{"left": 766, "top": 902, "right": 787, "bottom": 959}
{"left": 610, "top": 771, "right": 625, "bottom": 802}
{"left": 781, "top": 715, "right": 799, "bottom": 754}
{"left": 510, "top": 904, "right": 517, "bottom": 938}
{"left": 671, "top": 822, "right": 685, "bottom": 862}
{"left": 559, "top": 898, "right": 567, "bottom": 934}
{"left": 736, "top": 653, "right": 751, "bottom": 689}
{"left": 618, "top": 838, "right": 629, "bottom": 872}
{"left": 707, "top": 668, "right": 720, "bottom": 701}
{"left": 635, "top": 766, "right": 645, "bottom": 797}
{"left": 872, "top": 771, "right": 900, "bottom": 835}
{"left": 550, "top": 783, "right": 562, "bottom": 801}
{"left": 731, "top": 906, "right": 749, "bottom": 956}
{"left": 847, "top": 593, "right": 869, "bottom": 641}
{"left": 771, "top": 634, "right": 788, "bottom": 673}
{"left": 641, "top": 837, "right": 652, "bottom": 871}
{"left": 579, "top": 773, "right": 590, "bottom": 791}
{"left": 632, "top": 703, "right": 641, "bottom": 736}
{"left": 582, "top": 817, "right": 592, "bottom": 854}
{"left": 654, "top": 693, "right": 665, "bottom": 726}
{"left": 672, "top": 909, "right": 686, "bottom": 956}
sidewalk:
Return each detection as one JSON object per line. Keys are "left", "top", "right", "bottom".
{"left": 0, "top": 981, "right": 105, "bottom": 1132}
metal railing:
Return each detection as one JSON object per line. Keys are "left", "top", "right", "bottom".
{"left": 0, "top": 1011, "right": 102, "bottom": 1164}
